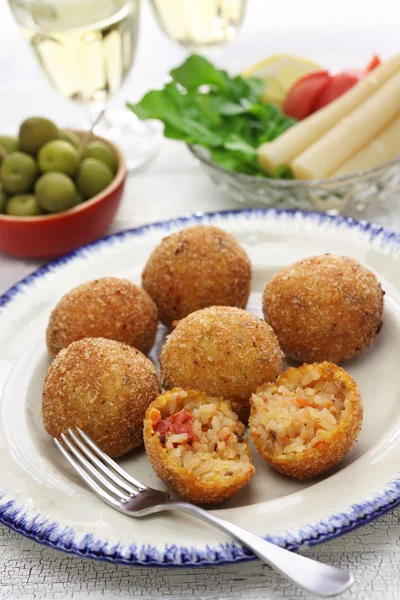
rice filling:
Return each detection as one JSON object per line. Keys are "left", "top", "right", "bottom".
{"left": 251, "top": 365, "right": 347, "bottom": 456}
{"left": 151, "top": 392, "right": 251, "bottom": 480}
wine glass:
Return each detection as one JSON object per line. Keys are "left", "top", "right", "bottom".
{"left": 149, "top": 0, "right": 248, "bottom": 53}
{"left": 8, "top": 0, "right": 160, "bottom": 170}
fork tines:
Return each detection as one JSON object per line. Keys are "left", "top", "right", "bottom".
{"left": 54, "top": 428, "right": 148, "bottom": 509}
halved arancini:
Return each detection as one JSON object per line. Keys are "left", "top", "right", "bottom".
{"left": 144, "top": 388, "right": 255, "bottom": 504}
{"left": 249, "top": 362, "right": 363, "bottom": 480}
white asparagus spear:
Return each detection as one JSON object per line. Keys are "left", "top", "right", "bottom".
{"left": 292, "top": 69, "right": 400, "bottom": 179}
{"left": 257, "top": 54, "right": 400, "bottom": 174}
{"left": 333, "top": 115, "right": 400, "bottom": 176}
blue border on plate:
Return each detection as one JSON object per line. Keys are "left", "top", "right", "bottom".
{"left": 1, "top": 207, "right": 400, "bottom": 567}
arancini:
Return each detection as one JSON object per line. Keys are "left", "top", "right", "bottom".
{"left": 263, "top": 254, "right": 384, "bottom": 363}
{"left": 144, "top": 388, "right": 255, "bottom": 504}
{"left": 249, "top": 362, "right": 363, "bottom": 480}
{"left": 160, "top": 306, "right": 284, "bottom": 421}
{"left": 142, "top": 225, "right": 251, "bottom": 327}
{"left": 46, "top": 277, "right": 158, "bottom": 358}
{"left": 42, "top": 337, "right": 160, "bottom": 457}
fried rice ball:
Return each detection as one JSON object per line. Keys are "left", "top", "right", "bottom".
{"left": 144, "top": 388, "right": 255, "bottom": 504}
{"left": 160, "top": 306, "right": 284, "bottom": 421}
{"left": 263, "top": 254, "right": 384, "bottom": 363}
{"left": 142, "top": 225, "right": 251, "bottom": 327}
{"left": 249, "top": 362, "right": 363, "bottom": 480}
{"left": 42, "top": 338, "right": 160, "bottom": 457}
{"left": 46, "top": 277, "right": 158, "bottom": 358}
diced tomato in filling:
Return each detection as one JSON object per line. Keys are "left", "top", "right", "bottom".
{"left": 154, "top": 409, "right": 200, "bottom": 443}
{"left": 313, "top": 441, "right": 326, "bottom": 449}
{"left": 295, "top": 397, "right": 317, "bottom": 408}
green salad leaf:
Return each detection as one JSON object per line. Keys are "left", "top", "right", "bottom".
{"left": 127, "top": 54, "right": 296, "bottom": 177}
{"left": 170, "top": 54, "right": 228, "bottom": 91}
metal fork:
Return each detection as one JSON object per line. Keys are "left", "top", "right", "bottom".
{"left": 55, "top": 428, "right": 353, "bottom": 598}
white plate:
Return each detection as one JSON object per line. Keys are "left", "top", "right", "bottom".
{"left": 1, "top": 209, "right": 400, "bottom": 566}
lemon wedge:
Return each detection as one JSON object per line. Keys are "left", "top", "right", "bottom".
{"left": 259, "top": 76, "right": 286, "bottom": 104}
{"left": 242, "top": 54, "right": 321, "bottom": 104}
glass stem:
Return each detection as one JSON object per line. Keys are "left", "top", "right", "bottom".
{"left": 80, "top": 108, "right": 106, "bottom": 150}
{"left": 90, "top": 108, "right": 106, "bottom": 130}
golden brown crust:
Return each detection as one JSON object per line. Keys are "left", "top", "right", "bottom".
{"left": 262, "top": 254, "right": 384, "bottom": 364}
{"left": 144, "top": 389, "right": 255, "bottom": 504}
{"left": 249, "top": 362, "right": 363, "bottom": 479}
{"left": 46, "top": 277, "right": 158, "bottom": 358}
{"left": 160, "top": 306, "right": 284, "bottom": 420}
{"left": 42, "top": 337, "right": 160, "bottom": 457}
{"left": 142, "top": 225, "right": 252, "bottom": 327}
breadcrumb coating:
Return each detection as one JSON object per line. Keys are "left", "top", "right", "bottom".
{"left": 160, "top": 306, "right": 284, "bottom": 421}
{"left": 46, "top": 277, "right": 158, "bottom": 358}
{"left": 42, "top": 338, "right": 160, "bottom": 457}
{"left": 142, "top": 225, "right": 251, "bottom": 327}
{"left": 263, "top": 254, "right": 384, "bottom": 363}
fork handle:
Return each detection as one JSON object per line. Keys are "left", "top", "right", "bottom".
{"left": 164, "top": 501, "right": 353, "bottom": 598}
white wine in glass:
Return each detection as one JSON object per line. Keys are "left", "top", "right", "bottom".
{"left": 150, "top": 0, "right": 248, "bottom": 50}
{"left": 9, "top": 0, "right": 160, "bottom": 170}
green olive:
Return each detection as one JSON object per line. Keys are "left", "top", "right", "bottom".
{"left": 19, "top": 117, "right": 59, "bottom": 156}
{"left": 72, "top": 192, "right": 84, "bottom": 207}
{"left": 0, "top": 135, "right": 19, "bottom": 155}
{"left": 76, "top": 158, "right": 113, "bottom": 199}
{"left": 59, "top": 129, "right": 80, "bottom": 149}
{"left": 0, "top": 185, "right": 8, "bottom": 213}
{"left": 6, "top": 194, "right": 42, "bottom": 217}
{"left": 35, "top": 172, "right": 76, "bottom": 213}
{"left": 0, "top": 151, "right": 38, "bottom": 194}
{"left": 38, "top": 139, "right": 80, "bottom": 177}
{"left": 81, "top": 140, "right": 118, "bottom": 174}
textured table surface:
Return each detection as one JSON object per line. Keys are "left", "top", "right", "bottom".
{"left": 1, "top": 1, "right": 400, "bottom": 599}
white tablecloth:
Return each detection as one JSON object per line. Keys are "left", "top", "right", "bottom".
{"left": 1, "top": 1, "right": 400, "bottom": 598}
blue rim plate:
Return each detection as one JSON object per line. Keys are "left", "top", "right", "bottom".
{"left": 1, "top": 207, "right": 400, "bottom": 567}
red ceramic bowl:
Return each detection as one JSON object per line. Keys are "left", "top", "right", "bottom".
{"left": 0, "top": 132, "right": 126, "bottom": 258}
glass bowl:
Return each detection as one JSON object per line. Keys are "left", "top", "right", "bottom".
{"left": 188, "top": 144, "right": 400, "bottom": 214}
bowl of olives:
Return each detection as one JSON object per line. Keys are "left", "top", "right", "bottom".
{"left": 0, "top": 117, "right": 126, "bottom": 258}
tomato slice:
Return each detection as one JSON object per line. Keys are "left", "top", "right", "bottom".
{"left": 344, "top": 69, "right": 366, "bottom": 80}
{"left": 367, "top": 54, "right": 381, "bottom": 71}
{"left": 283, "top": 71, "right": 331, "bottom": 120}
{"left": 313, "top": 72, "right": 360, "bottom": 111}
{"left": 154, "top": 408, "right": 200, "bottom": 443}
{"left": 282, "top": 56, "right": 381, "bottom": 118}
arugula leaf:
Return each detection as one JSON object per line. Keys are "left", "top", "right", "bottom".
{"left": 216, "top": 98, "right": 255, "bottom": 116}
{"left": 164, "top": 114, "right": 223, "bottom": 147}
{"left": 223, "top": 134, "right": 259, "bottom": 168}
{"left": 210, "top": 148, "right": 261, "bottom": 175}
{"left": 170, "top": 54, "right": 227, "bottom": 90}
{"left": 193, "top": 94, "right": 222, "bottom": 124}
{"left": 127, "top": 90, "right": 178, "bottom": 120}
{"left": 272, "top": 165, "right": 294, "bottom": 179}
{"left": 163, "top": 124, "right": 191, "bottom": 142}
{"left": 244, "top": 76, "right": 267, "bottom": 99}
{"left": 217, "top": 101, "right": 249, "bottom": 116}
{"left": 127, "top": 54, "right": 296, "bottom": 177}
